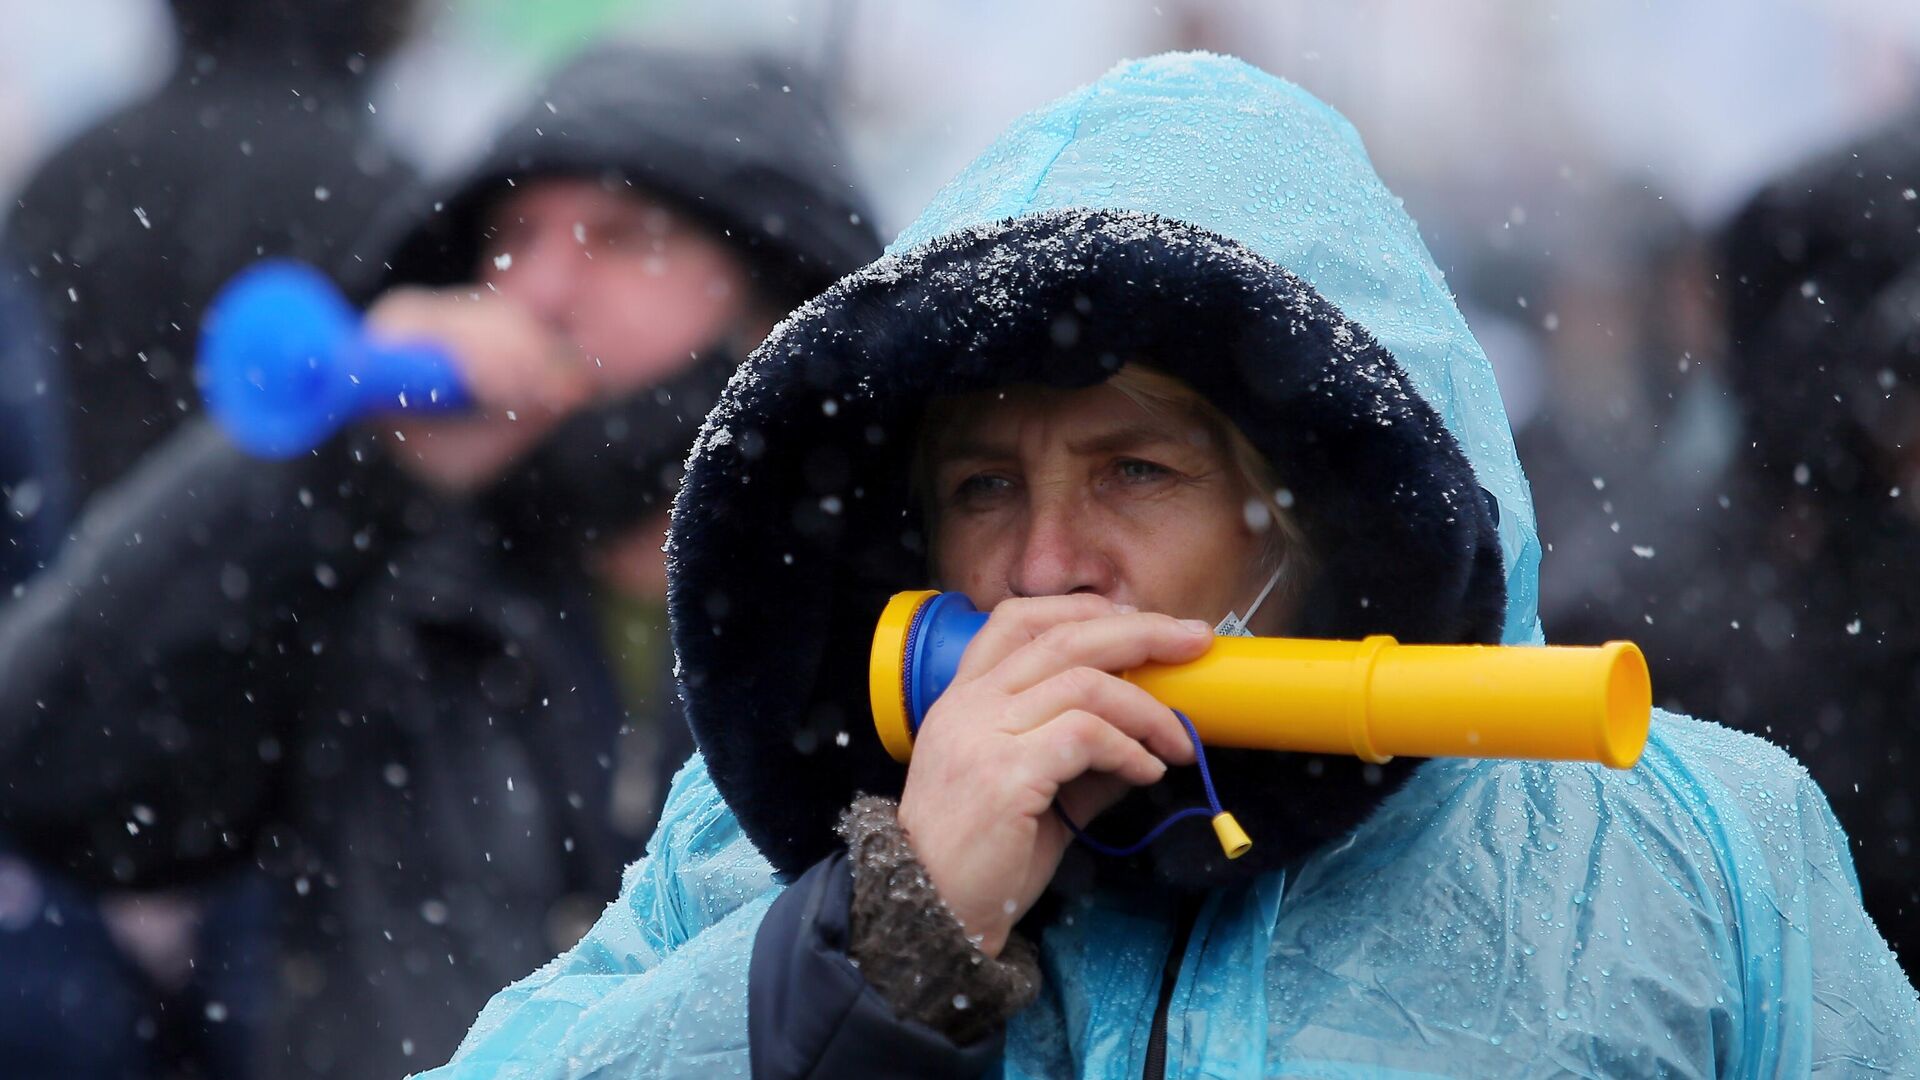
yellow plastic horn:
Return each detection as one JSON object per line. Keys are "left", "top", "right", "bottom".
{"left": 870, "top": 591, "right": 1651, "bottom": 770}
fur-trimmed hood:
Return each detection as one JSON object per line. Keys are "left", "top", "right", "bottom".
{"left": 667, "top": 54, "right": 1539, "bottom": 880}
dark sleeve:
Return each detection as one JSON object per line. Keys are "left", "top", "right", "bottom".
{"left": 748, "top": 853, "right": 1004, "bottom": 1080}
{"left": 0, "top": 421, "right": 420, "bottom": 886}
{"left": 749, "top": 797, "right": 1043, "bottom": 1079}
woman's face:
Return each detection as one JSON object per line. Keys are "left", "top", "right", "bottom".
{"left": 925, "top": 381, "right": 1286, "bottom": 630}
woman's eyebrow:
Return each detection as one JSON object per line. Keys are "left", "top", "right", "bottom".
{"left": 930, "top": 422, "right": 1198, "bottom": 464}
{"left": 1066, "top": 422, "right": 1193, "bottom": 456}
{"left": 928, "top": 436, "right": 1015, "bottom": 464}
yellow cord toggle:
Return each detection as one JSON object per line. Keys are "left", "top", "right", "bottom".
{"left": 1211, "top": 811, "right": 1252, "bottom": 859}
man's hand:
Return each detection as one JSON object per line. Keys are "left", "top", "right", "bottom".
{"left": 363, "top": 288, "right": 594, "bottom": 490}
{"left": 895, "top": 595, "right": 1212, "bottom": 957}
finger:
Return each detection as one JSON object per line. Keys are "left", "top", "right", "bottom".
{"left": 1002, "top": 667, "right": 1196, "bottom": 764}
{"left": 987, "top": 611, "right": 1213, "bottom": 695}
{"left": 951, "top": 594, "right": 1122, "bottom": 683}
{"left": 1021, "top": 710, "right": 1169, "bottom": 790}
{"left": 1055, "top": 773, "right": 1134, "bottom": 826}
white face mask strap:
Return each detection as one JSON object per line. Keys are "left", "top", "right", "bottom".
{"left": 1216, "top": 559, "right": 1288, "bottom": 637}
{"left": 1241, "top": 560, "right": 1286, "bottom": 625}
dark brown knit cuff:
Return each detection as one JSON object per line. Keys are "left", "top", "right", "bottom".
{"left": 835, "top": 796, "right": 1041, "bottom": 1046}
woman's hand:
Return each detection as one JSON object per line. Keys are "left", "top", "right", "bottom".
{"left": 895, "top": 595, "right": 1212, "bottom": 956}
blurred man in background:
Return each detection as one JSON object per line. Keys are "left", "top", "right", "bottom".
{"left": 0, "top": 42, "right": 878, "bottom": 1079}
{"left": 1565, "top": 114, "right": 1920, "bottom": 977}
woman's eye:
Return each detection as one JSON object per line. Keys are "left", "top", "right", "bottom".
{"left": 951, "top": 473, "right": 1013, "bottom": 503}
{"left": 1115, "top": 458, "right": 1173, "bottom": 483}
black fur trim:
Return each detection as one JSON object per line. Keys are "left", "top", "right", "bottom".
{"left": 669, "top": 209, "right": 1504, "bottom": 880}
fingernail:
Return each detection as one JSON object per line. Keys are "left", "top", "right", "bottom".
{"left": 1115, "top": 603, "right": 1139, "bottom": 614}
{"left": 1180, "top": 619, "right": 1212, "bottom": 634}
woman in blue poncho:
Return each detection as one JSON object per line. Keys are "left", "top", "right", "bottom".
{"left": 419, "top": 54, "right": 1919, "bottom": 1079}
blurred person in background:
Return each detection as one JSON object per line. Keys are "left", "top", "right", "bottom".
{"left": 1570, "top": 113, "right": 1920, "bottom": 977}
{"left": 2, "top": 4, "right": 417, "bottom": 1075}
{"left": 0, "top": 255, "right": 69, "bottom": 587}
{"left": 0, "top": 0, "right": 417, "bottom": 504}
{"left": 1507, "top": 179, "right": 1738, "bottom": 648}
{"left": 0, "top": 43, "right": 879, "bottom": 1079}
{"left": 0, "top": 257, "right": 131, "bottom": 1080}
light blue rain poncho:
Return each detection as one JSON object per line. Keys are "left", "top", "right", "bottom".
{"left": 419, "top": 54, "right": 1919, "bottom": 1078}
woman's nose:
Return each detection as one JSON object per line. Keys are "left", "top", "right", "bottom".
{"left": 1007, "top": 494, "right": 1115, "bottom": 598}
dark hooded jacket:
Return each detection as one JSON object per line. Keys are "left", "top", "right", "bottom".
{"left": 1551, "top": 112, "right": 1920, "bottom": 977}
{"left": 422, "top": 55, "right": 1916, "bottom": 1080}
{"left": 0, "top": 0, "right": 416, "bottom": 501}
{"left": 0, "top": 46, "right": 878, "bottom": 1080}
{"left": 0, "top": 258, "right": 71, "bottom": 585}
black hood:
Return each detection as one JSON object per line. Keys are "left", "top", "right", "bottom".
{"left": 668, "top": 210, "right": 1505, "bottom": 882}
{"left": 1719, "top": 109, "right": 1920, "bottom": 506}
{"left": 371, "top": 44, "right": 881, "bottom": 307}
{"left": 168, "top": 0, "right": 414, "bottom": 69}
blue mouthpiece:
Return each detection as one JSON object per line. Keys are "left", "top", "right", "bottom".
{"left": 199, "top": 260, "right": 471, "bottom": 458}
{"left": 903, "top": 592, "right": 991, "bottom": 737}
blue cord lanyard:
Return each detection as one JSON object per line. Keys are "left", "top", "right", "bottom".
{"left": 1052, "top": 710, "right": 1226, "bottom": 857}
